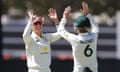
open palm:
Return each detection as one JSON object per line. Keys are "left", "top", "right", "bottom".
{"left": 48, "top": 8, "right": 58, "bottom": 20}
{"left": 63, "top": 6, "right": 71, "bottom": 18}
{"left": 48, "top": 8, "right": 59, "bottom": 25}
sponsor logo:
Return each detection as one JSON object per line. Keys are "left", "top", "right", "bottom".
{"left": 40, "top": 46, "right": 49, "bottom": 54}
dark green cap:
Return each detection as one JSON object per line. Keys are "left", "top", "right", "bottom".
{"left": 74, "top": 16, "right": 91, "bottom": 28}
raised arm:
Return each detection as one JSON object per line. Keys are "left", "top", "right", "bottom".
{"left": 22, "top": 11, "right": 34, "bottom": 44}
{"left": 87, "top": 14, "right": 99, "bottom": 33}
{"left": 57, "top": 6, "right": 78, "bottom": 42}
{"left": 22, "top": 10, "right": 41, "bottom": 45}
{"left": 48, "top": 8, "right": 59, "bottom": 27}
{"left": 47, "top": 8, "right": 61, "bottom": 43}
{"left": 80, "top": 1, "right": 99, "bottom": 33}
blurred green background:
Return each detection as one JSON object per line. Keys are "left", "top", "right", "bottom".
{"left": 3, "top": 0, "right": 120, "bottom": 16}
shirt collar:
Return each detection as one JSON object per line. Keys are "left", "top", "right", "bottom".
{"left": 31, "top": 32, "right": 43, "bottom": 39}
{"left": 31, "top": 32, "right": 48, "bottom": 41}
{"left": 78, "top": 32, "right": 89, "bottom": 36}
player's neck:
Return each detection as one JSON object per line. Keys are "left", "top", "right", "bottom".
{"left": 34, "top": 31, "right": 43, "bottom": 37}
{"left": 77, "top": 31, "right": 88, "bottom": 34}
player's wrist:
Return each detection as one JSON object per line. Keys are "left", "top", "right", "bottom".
{"left": 61, "top": 17, "right": 67, "bottom": 24}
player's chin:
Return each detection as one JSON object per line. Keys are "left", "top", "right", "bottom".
{"left": 39, "top": 28, "right": 42, "bottom": 31}
{"left": 36, "top": 28, "right": 41, "bottom": 31}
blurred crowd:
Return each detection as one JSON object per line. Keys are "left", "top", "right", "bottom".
{"left": 2, "top": 0, "right": 120, "bottom": 26}
{"left": 1, "top": 8, "right": 117, "bottom": 26}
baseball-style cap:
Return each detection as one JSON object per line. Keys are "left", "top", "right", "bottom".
{"left": 74, "top": 15, "right": 91, "bottom": 28}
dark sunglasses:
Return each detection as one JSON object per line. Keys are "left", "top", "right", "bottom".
{"left": 34, "top": 21, "right": 42, "bottom": 25}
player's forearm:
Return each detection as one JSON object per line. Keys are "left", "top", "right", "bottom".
{"left": 57, "top": 17, "right": 76, "bottom": 42}
{"left": 57, "top": 18, "right": 67, "bottom": 33}
{"left": 57, "top": 17, "right": 69, "bottom": 40}
{"left": 86, "top": 14, "right": 99, "bottom": 32}
{"left": 54, "top": 22, "right": 59, "bottom": 29}
{"left": 50, "top": 32, "right": 61, "bottom": 43}
{"left": 23, "top": 18, "right": 33, "bottom": 37}
{"left": 59, "top": 18, "right": 67, "bottom": 27}
{"left": 50, "top": 20, "right": 61, "bottom": 43}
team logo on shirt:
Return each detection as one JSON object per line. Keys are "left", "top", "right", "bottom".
{"left": 40, "top": 46, "right": 49, "bottom": 54}
{"left": 42, "top": 46, "right": 48, "bottom": 52}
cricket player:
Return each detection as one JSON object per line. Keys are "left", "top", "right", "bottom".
{"left": 22, "top": 9, "right": 61, "bottom": 72}
{"left": 51, "top": 1, "right": 99, "bottom": 72}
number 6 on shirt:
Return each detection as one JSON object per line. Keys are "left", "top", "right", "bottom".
{"left": 84, "top": 44, "right": 93, "bottom": 57}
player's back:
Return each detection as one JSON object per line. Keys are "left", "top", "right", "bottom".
{"left": 70, "top": 32, "right": 98, "bottom": 71}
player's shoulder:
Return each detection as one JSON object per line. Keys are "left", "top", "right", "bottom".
{"left": 43, "top": 33, "right": 50, "bottom": 37}
{"left": 43, "top": 32, "right": 55, "bottom": 36}
{"left": 88, "top": 32, "right": 98, "bottom": 40}
{"left": 90, "top": 32, "right": 98, "bottom": 36}
{"left": 43, "top": 32, "right": 55, "bottom": 38}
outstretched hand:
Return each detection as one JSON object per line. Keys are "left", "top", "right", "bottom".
{"left": 80, "top": 1, "right": 89, "bottom": 16}
{"left": 48, "top": 8, "right": 59, "bottom": 25}
{"left": 27, "top": 10, "right": 41, "bottom": 23}
{"left": 28, "top": 10, "right": 35, "bottom": 19}
{"left": 63, "top": 6, "right": 72, "bottom": 19}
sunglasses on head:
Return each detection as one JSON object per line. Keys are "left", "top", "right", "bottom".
{"left": 33, "top": 21, "right": 42, "bottom": 25}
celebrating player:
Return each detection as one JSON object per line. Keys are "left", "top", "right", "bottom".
{"left": 22, "top": 10, "right": 61, "bottom": 72}
{"left": 51, "top": 1, "right": 99, "bottom": 72}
